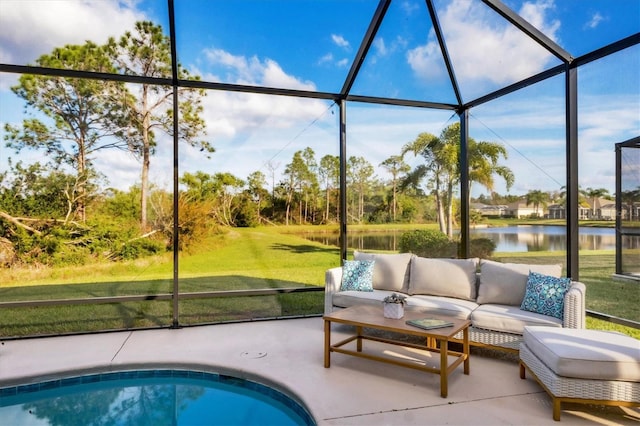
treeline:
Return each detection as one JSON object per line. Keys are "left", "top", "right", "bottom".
{"left": 0, "top": 146, "right": 438, "bottom": 267}
{"left": 0, "top": 21, "right": 518, "bottom": 267}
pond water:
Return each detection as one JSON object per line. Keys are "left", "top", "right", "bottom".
{"left": 304, "top": 225, "right": 619, "bottom": 253}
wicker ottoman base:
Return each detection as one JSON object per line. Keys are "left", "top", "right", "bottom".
{"left": 519, "top": 343, "right": 640, "bottom": 421}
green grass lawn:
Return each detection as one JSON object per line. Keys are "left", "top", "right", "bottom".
{"left": 1, "top": 225, "right": 638, "bottom": 339}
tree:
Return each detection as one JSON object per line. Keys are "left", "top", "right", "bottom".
{"left": 583, "top": 187, "right": 611, "bottom": 218}
{"left": 467, "top": 138, "right": 514, "bottom": 197}
{"left": 211, "top": 172, "right": 245, "bottom": 226}
{"left": 283, "top": 149, "right": 316, "bottom": 225}
{"left": 300, "top": 147, "right": 319, "bottom": 223}
{"left": 180, "top": 171, "right": 245, "bottom": 227}
{"left": 347, "top": 156, "right": 375, "bottom": 223}
{"left": 402, "top": 123, "right": 512, "bottom": 237}
{"left": 525, "top": 189, "right": 550, "bottom": 217}
{"left": 107, "top": 21, "right": 213, "bottom": 230}
{"left": 4, "top": 42, "right": 133, "bottom": 222}
{"left": 247, "top": 171, "right": 268, "bottom": 224}
{"left": 402, "top": 132, "right": 453, "bottom": 235}
{"left": 380, "top": 155, "right": 410, "bottom": 222}
{"left": 319, "top": 155, "right": 339, "bottom": 223}
{"left": 264, "top": 160, "right": 280, "bottom": 204}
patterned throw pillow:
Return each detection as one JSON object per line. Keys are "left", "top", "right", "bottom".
{"left": 520, "top": 271, "right": 571, "bottom": 320}
{"left": 340, "top": 260, "right": 375, "bottom": 292}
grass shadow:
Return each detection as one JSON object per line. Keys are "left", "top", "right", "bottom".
{"left": 270, "top": 242, "right": 336, "bottom": 254}
{"left": 0, "top": 275, "right": 324, "bottom": 338}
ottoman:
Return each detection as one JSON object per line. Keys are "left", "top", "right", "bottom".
{"left": 519, "top": 326, "right": 640, "bottom": 421}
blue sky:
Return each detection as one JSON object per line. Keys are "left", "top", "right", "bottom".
{"left": 1, "top": 0, "right": 638, "bottom": 198}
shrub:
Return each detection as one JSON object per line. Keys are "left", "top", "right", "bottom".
{"left": 399, "top": 229, "right": 454, "bottom": 257}
{"left": 467, "top": 237, "right": 496, "bottom": 258}
{"left": 117, "top": 238, "right": 165, "bottom": 260}
{"left": 400, "top": 230, "right": 496, "bottom": 259}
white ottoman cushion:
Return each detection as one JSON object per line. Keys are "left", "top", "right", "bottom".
{"left": 523, "top": 326, "right": 640, "bottom": 382}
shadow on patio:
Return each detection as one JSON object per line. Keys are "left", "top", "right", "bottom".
{"left": 1, "top": 317, "right": 638, "bottom": 425}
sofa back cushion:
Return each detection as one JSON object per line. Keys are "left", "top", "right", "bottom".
{"left": 354, "top": 251, "right": 413, "bottom": 292}
{"left": 477, "top": 260, "right": 563, "bottom": 306}
{"left": 408, "top": 257, "right": 478, "bottom": 301}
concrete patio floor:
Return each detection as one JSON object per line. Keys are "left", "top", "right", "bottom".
{"left": 1, "top": 317, "right": 638, "bottom": 425}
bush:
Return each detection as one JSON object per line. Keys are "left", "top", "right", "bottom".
{"left": 399, "top": 229, "right": 454, "bottom": 257}
{"left": 467, "top": 238, "right": 496, "bottom": 258}
{"left": 400, "top": 230, "right": 496, "bottom": 259}
{"left": 116, "top": 238, "right": 165, "bottom": 260}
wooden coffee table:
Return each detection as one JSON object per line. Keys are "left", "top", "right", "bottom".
{"left": 323, "top": 305, "right": 470, "bottom": 397}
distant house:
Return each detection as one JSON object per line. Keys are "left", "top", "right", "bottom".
{"left": 619, "top": 202, "right": 640, "bottom": 221}
{"left": 586, "top": 197, "right": 617, "bottom": 220}
{"left": 547, "top": 204, "right": 590, "bottom": 220}
{"left": 547, "top": 204, "right": 564, "bottom": 219}
{"left": 506, "top": 202, "right": 540, "bottom": 218}
{"left": 598, "top": 202, "right": 616, "bottom": 220}
{"left": 471, "top": 203, "right": 509, "bottom": 217}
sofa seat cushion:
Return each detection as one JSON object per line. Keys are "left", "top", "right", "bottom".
{"left": 408, "top": 257, "right": 478, "bottom": 301}
{"left": 406, "top": 295, "right": 478, "bottom": 320}
{"left": 354, "top": 251, "right": 413, "bottom": 292}
{"left": 523, "top": 326, "right": 640, "bottom": 382}
{"left": 471, "top": 304, "right": 562, "bottom": 334}
{"left": 332, "top": 289, "right": 398, "bottom": 309}
{"left": 477, "top": 260, "right": 563, "bottom": 306}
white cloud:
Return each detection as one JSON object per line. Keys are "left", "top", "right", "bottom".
{"left": 373, "top": 38, "right": 387, "bottom": 57}
{"left": 401, "top": 1, "right": 420, "bottom": 16}
{"left": 173, "top": 48, "right": 334, "bottom": 182}
{"left": 200, "top": 90, "right": 328, "bottom": 139}
{"left": 331, "top": 34, "right": 350, "bottom": 50}
{"left": 93, "top": 149, "right": 142, "bottom": 189}
{"left": 318, "top": 52, "right": 334, "bottom": 65}
{"left": 406, "top": 37, "right": 445, "bottom": 79}
{"left": 407, "top": 0, "right": 560, "bottom": 89}
{"left": 318, "top": 52, "right": 349, "bottom": 68}
{"left": 370, "top": 36, "right": 408, "bottom": 66}
{"left": 584, "top": 12, "right": 605, "bottom": 29}
{"left": 204, "top": 48, "right": 317, "bottom": 91}
{"left": 469, "top": 92, "right": 639, "bottom": 195}
{"left": 0, "top": 0, "right": 143, "bottom": 64}
{"left": 317, "top": 33, "right": 354, "bottom": 68}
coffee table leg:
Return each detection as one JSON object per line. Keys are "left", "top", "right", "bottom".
{"left": 463, "top": 326, "right": 470, "bottom": 374}
{"left": 440, "top": 338, "right": 448, "bottom": 398}
{"left": 356, "top": 326, "right": 363, "bottom": 352}
{"left": 324, "top": 319, "right": 331, "bottom": 368}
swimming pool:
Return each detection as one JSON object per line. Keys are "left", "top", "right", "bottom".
{"left": 0, "top": 369, "right": 315, "bottom": 425}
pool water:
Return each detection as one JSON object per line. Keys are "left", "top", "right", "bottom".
{"left": 0, "top": 370, "right": 315, "bottom": 426}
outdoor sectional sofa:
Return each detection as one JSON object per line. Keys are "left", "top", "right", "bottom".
{"left": 324, "top": 251, "right": 586, "bottom": 352}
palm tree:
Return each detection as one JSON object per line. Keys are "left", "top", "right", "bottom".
{"left": 583, "top": 187, "right": 611, "bottom": 219}
{"left": 402, "top": 123, "right": 513, "bottom": 237}
{"left": 525, "top": 190, "right": 550, "bottom": 218}
{"left": 402, "top": 132, "right": 451, "bottom": 234}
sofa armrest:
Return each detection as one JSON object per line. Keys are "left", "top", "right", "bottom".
{"left": 563, "top": 281, "right": 586, "bottom": 329}
{"left": 324, "top": 267, "right": 343, "bottom": 315}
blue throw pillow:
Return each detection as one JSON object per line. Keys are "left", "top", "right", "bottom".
{"left": 340, "top": 260, "right": 375, "bottom": 292}
{"left": 520, "top": 271, "right": 571, "bottom": 320}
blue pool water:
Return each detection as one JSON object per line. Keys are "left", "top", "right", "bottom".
{"left": 0, "top": 370, "right": 315, "bottom": 426}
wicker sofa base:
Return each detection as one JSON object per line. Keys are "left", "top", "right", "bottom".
{"left": 452, "top": 326, "right": 523, "bottom": 352}
{"left": 519, "top": 343, "right": 640, "bottom": 421}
